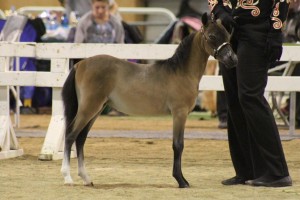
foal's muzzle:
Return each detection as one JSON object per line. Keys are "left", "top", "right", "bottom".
{"left": 215, "top": 44, "right": 238, "bottom": 69}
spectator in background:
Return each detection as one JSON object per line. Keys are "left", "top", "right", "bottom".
{"left": 63, "top": 0, "right": 121, "bottom": 20}
{"left": 73, "top": 0, "right": 124, "bottom": 116}
{"left": 74, "top": 0, "right": 124, "bottom": 43}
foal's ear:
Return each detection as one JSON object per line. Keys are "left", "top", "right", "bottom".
{"left": 201, "top": 13, "right": 208, "bottom": 26}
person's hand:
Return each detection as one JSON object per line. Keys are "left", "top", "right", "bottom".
{"left": 265, "top": 31, "right": 283, "bottom": 67}
{"left": 218, "top": 12, "right": 236, "bottom": 32}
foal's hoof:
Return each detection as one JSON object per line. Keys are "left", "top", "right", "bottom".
{"left": 84, "top": 182, "right": 94, "bottom": 187}
{"left": 179, "top": 183, "right": 190, "bottom": 188}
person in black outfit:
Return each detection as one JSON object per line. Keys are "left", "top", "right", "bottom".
{"left": 208, "top": 0, "right": 292, "bottom": 187}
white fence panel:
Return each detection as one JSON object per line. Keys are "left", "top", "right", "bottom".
{"left": 0, "top": 42, "right": 300, "bottom": 160}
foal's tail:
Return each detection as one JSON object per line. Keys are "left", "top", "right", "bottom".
{"left": 62, "top": 66, "right": 78, "bottom": 133}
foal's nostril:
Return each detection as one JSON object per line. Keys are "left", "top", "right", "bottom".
{"left": 234, "top": 56, "right": 238, "bottom": 65}
{"left": 231, "top": 54, "right": 238, "bottom": 67}
{"left": 217, "top": 45, "right": 238, "bottom": 69}
{"left": 223, "top": 54, "right": 238, "bottom": 69}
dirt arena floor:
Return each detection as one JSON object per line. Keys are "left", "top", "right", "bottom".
{"left": 1, "top": 113, "right": 300, "bottom": 200}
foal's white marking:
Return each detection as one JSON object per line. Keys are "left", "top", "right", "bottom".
{"left": 61, "top": 156, "right": 73, "bottom": 185}
{"left": 78, "top": 160, "right": 93, "bottom": 185}
{"left": 61, "top": 148, "right": 93, "bottom": 185}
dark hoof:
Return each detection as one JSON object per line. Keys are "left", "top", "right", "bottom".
{"left": 179, "top": 181, "right": 190, "bottom": 188}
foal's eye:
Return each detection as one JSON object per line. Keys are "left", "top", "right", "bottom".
{"left": 208, "top": 35, "right": 216, "bottom": 40}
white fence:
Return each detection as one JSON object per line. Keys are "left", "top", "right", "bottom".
{"left": 1, "top": 42, "right": 300, "bottom": 160}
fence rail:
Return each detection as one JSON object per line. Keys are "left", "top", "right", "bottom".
{"left": 1, "top": 42, "right": 300, "bottom": 160}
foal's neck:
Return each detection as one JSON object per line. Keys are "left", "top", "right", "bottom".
{"left": 185, "top": 32, "right": 210, "bottom": 82}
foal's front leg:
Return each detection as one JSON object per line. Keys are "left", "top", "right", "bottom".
{"left": 172, "top": 111, "right": 189, "bottom": 188}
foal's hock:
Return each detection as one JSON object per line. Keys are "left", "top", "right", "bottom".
{"left": 61, "top": 13, "right": 237, "bottom": 188}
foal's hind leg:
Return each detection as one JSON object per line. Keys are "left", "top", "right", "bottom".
{"left": 61, "top": 141, "right": 74, "bottom": 185}
{"left": 76, "top": 116, "right": 98, "bottom": 186}
{"left": 61, "top": 103, "right": 103, "bottom": 185}
{"left": 61, "top": 118, "right": 90, "bottom": 185}
{"left": 172, "top": 110, "right": 190, "bottom": 188}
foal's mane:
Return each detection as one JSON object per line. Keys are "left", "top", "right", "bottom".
{"left": 157, "top": 33, "right": 196, "bottom": 72}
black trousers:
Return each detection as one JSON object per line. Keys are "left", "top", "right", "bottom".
{"left": 219, "top": 20, "right": 290, "bottom": 179}
{"left": 217, "top": 68, "right": 227, "bottom": 121}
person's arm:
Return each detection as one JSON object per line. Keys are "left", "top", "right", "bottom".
{"left": 208, "top": 0, "right": 234, "bottom": 31}
{"left": 270, "top": 0, "right": 290, "bottom": 32}
{"left": 74, "top": 13, "right": 90, "bottom": 43}
{"left": 208, "top": 0, "right": 227, "bottom": 17}
{"left": 266, "top": 1, "right": 291, "bottom": 66}
{"left": 74, "top": 23, "right": 85, "bottom": 43}
{"left": 115, "top": 24, "right": 125, "bottom": 43}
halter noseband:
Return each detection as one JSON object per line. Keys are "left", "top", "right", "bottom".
{"left": 213, "top": 42, "right": 230, "bottom": 58}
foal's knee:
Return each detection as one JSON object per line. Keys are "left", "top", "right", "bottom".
{"left": 173, "top": 142, "right": 184, "bottom": 155}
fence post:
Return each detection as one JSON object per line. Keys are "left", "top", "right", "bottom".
{"left": 38, "top": 58, "right": 76, "bottom": 160}
{"left": 0, "top": 57, "right": 23, "bottom": 159}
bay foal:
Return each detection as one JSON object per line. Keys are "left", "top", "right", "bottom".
{"left": 61, "top": 13, "right": 237, "bottom": 188}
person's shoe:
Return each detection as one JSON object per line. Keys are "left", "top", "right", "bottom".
{"left": 245, "top": 175, "right": 292, "bottom": 187}
{"left": 218, "top": 120, "right": 228, "bottom": 129}
{"left": 221, "top": 176, "right": 246, "bottom": 185}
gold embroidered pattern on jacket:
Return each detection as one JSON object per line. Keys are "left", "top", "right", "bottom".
{"left": 237, "top": 0, "right": 260, "bottom": 17}
{"left": 208, "top": 0, "right": 218, "bottom": 11}
{"left": 272, "top": 2, "right": 282, "bottom": 29}
{"left": 223, "top": 0, "right": 232, "bottom": 9}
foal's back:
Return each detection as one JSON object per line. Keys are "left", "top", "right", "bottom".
{"left": 75, "top": 55, "right": 175, "bottom": 115}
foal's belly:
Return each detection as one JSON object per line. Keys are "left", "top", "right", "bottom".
{"left": 107, "top": 91, "right": 170, "bottom": 116}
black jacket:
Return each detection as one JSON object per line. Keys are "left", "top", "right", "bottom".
{"left": 208, "top": 0, "right": 290, "bottom": 32}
